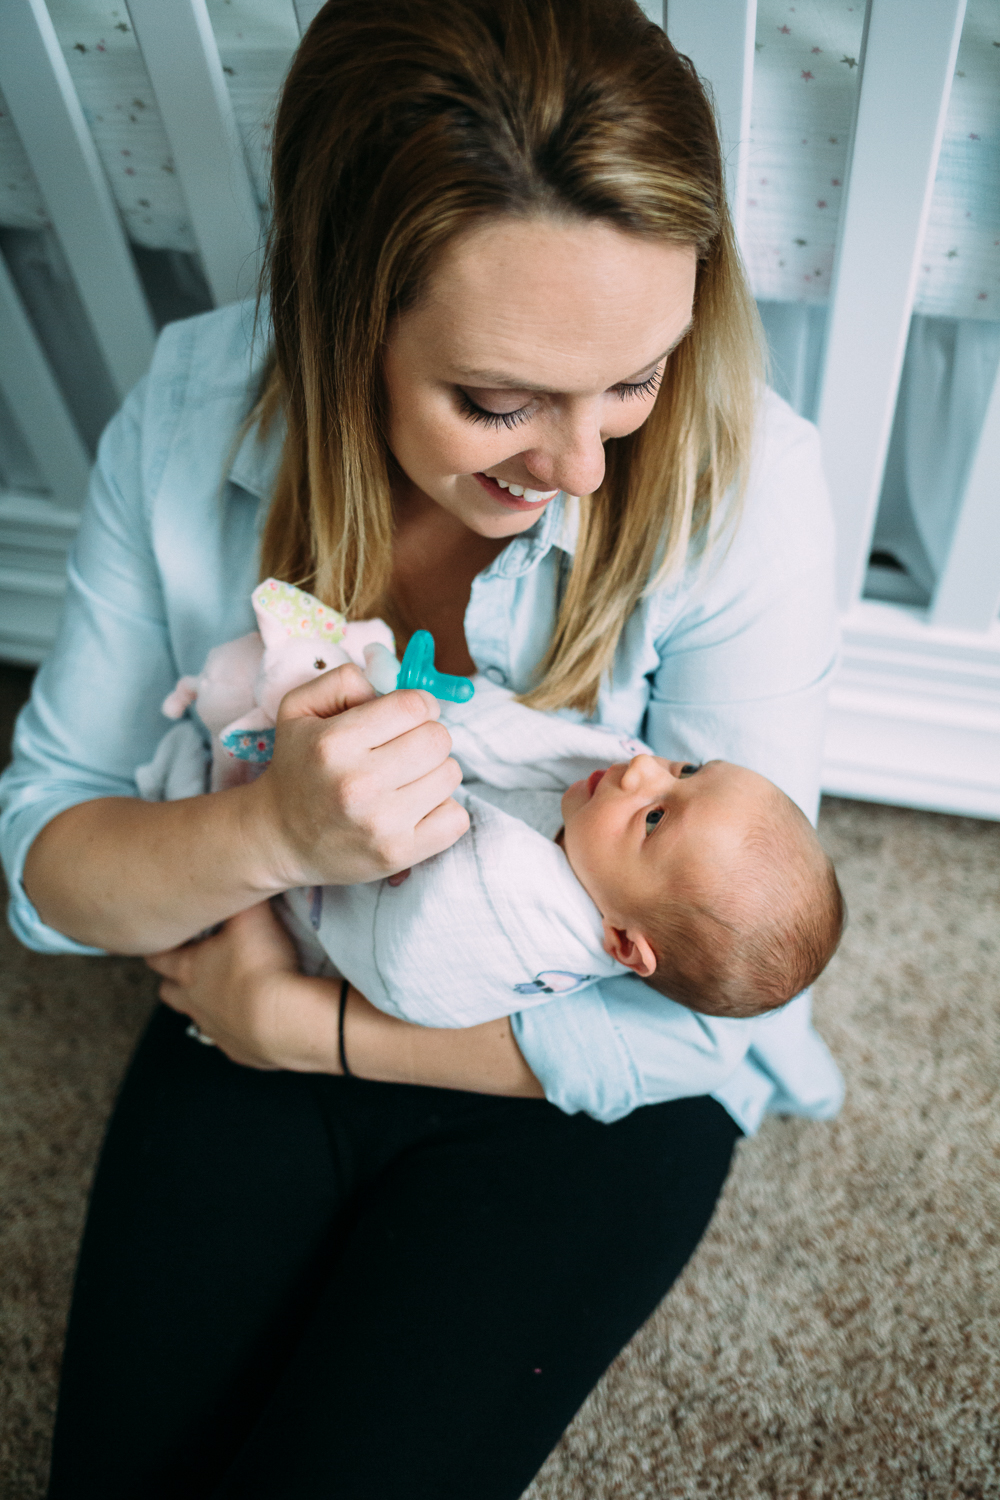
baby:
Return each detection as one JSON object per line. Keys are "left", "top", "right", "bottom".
{"left": 138, "top": 582, "right": 843, "bottom": 1027}
{"left": 277, "top": 678, "right": 844, "bottom": 1025}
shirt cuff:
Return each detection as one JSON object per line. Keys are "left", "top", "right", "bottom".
{"left": 2, "top": 792, "right": 110, "bottom": 955}
{"left": 512, "top": 974, "right": 755, "bottom": 1123}
{"left": 6, "top": 882, "right": 107, "bottom": 956}
{"left": 512, "top": 980, "right": 644, "bottom": 1122}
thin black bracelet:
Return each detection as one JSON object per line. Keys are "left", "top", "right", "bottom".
{"left": 338, "top": 976, "right": 353, "bottom": 1078}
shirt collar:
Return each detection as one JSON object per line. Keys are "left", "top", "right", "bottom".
{"left": 227, "top": 412, "right": 286, "bottom": 502}
{"left": 481, "top": 492, "right": 580, "bottom": 579}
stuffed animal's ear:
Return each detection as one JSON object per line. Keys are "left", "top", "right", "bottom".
{"left": 252, "top": 579, "right": 347, "bottom": 651}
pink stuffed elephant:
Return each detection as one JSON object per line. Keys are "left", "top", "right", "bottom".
{"left": 162, "top": 578, "right": 395, "bottom": 791}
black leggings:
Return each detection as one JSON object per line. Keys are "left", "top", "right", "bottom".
{"left": 47, "top": 1005, "right": 741, "bottom": 1500}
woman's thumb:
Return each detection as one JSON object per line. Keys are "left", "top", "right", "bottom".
{"left": 277, "top": 662, "right": 377, "bottom": 722}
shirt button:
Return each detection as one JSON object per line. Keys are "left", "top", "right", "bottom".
{"left": 484, "top": 666, "right": 507, "bottom": 685}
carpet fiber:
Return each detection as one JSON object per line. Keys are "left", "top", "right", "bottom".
{"left": 1, "top": 664, "right": 998, "bottom": 1498}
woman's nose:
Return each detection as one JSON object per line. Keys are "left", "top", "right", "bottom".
{"left": 521, "top": 406, "right": 607, "bottom": 498}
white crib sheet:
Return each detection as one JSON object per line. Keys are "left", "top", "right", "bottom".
{"left": 743, "top": 0, "right": 865, "bottom": 306}
{"left": 746, "top": 0, "right": 1000, "bottom": 320}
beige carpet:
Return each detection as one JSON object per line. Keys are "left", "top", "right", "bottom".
{"left": 1, "top": 662, "right": 998, "bottom": 1499}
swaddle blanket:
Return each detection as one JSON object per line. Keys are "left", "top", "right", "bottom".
{"left": 282, "top": 679, "right": 652, "bottom": 1026}
{"left": 282, "top": 787, "right": 623, "bottom": 1026}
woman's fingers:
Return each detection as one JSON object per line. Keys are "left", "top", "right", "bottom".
{"left": 361, "top": 716, "right": 455, "bottom": 790}
{"left": 279, "top": 665, "right": 443, "bottom": 753}
{"left": 410, "top": 790, "right": 471, "bottom": 864}
{"left": 390, "top": 752, "right": 464, "bottom": 824}
{"left": 277, "top": 661, "right": 377, "bottom": 721}
{"left": 228, "top": 899, "right": 300, "bottom": 969}
{"left": 254, "top": 658, "right": 468, "bottom": 888}
{"left": 154, "top": 975, "right": 187, "bottom": 1012}
{"left": 145, "top": 945, "right": 193, "bottom": 983}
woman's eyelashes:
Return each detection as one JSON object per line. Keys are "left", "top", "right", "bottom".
{"left": 455, "top": 366, "right": 664, "bottom": 429}
{"left": 456, "top": 390, "right": 532, "bottom": 431}
{"left": 614, "top": 367, "right": 662, "bottom": 403}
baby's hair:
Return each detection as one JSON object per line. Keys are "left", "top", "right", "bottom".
{"left": 641, "top": 785, "right": 845, "bottom": 1018}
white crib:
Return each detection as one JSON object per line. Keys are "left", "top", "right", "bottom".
{"left": 0, "top": 0, "right": 998, "bottom": 818}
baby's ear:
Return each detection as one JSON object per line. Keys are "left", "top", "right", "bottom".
{"left": 602, "top": 921, "right": 657, "bottom": 979}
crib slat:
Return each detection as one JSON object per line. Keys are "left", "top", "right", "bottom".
{"left": 816, "top": 0, "right": 967, "bottom": 614}
{"left": 0, "top": 0, "right": 156, "bottom": 399}
{"left": 126, "top": 0, "right": 262, "bottom": 309}
{"left": 0, "top": 252, "right": 91, "bottom": 510}
{"left": 292, "top": 1, "right": 323, "bottom": 32}
{"left": 664, "top": 0, "right": 757, "bottom": 240}
{"left": 930, "top": 364, "right": 1000, "bottom": 633}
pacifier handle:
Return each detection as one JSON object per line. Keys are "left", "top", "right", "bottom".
{"left": 397, "top": 630, "right": 474, "bottom": 703}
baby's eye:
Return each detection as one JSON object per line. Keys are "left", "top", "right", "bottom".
{"left": 679, "top": 764, "right": 700, "bottom": 778}
{"left": 645, "top": 808, "right": 664, "bottom": 833}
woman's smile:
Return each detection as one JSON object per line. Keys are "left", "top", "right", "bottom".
{"left": 472, "top": 472, "right": 561, "bottom": 510}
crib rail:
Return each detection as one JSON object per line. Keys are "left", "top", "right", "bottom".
{"left": 816, "top": 0, "right": 967, "bottom": 613}
{"left": 667, "top": 0, "right": 1000, "bottom": 819}
{"left": 126, "top": 0, "right": 262, "bottom": 307}
{"left": 930, "top": 361, "right": 1000, "bottom": 633}
{"left": 0, "top": 0, "right": 998, "bottom": 816}
{"left": 0, "top": 0, "right": 156, "bottom": 397}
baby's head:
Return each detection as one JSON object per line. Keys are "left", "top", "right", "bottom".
{"left": 560, "top": 755, "right": 843, "bottom": 1018}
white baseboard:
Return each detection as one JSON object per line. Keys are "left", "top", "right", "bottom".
{"left": 823, "top": 601, "right": 1000, "bottom": 820}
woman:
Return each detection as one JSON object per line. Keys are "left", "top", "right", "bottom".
{"left": 0, "top": 1, "right": 842, "bottom": 1495}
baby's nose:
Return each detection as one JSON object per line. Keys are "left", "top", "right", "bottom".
{"left": 621, "top": 753, "right": 670, "bottom": 790}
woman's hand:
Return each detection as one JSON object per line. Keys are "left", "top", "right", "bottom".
{"left": 146, "top": 901, "right": 343, "bottom": 1071}
{"left": 243, "top": 663, "right": 469, "bottom": 891}
{"left": 146, "top": 898, "right": 544, "bottom": 1095}
{"left": 24, "top": 664, "right": 469, "bottom": 956}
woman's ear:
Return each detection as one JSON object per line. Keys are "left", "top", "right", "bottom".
{"left": 601, "top": 921, "right": 657, "bottom": 978}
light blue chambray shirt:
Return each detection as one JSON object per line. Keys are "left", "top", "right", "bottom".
{"left": 0, "top": 302, "right": 844, "bottom": 1132}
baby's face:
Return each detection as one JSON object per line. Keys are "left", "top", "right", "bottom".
{"left": 560, "top": 755, "right": 776, "bottom": 933}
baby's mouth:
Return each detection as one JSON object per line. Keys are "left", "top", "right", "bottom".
{"left": 586, "top": 769, "right": 606, "bottom": 798}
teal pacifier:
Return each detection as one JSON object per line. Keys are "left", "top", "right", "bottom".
{"left": 396, "top": 630, "right": 474, "bottom": 702}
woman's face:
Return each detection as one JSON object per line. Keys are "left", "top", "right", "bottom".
{"left": 382, "top": 216, "right": 698, "bottom": 538}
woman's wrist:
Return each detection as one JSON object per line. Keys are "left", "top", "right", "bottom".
{"left": 342, "top": 986, "right": 545, "bottom": 1096}
{"left": 230, "top": 773, "right": 303, "bottom": 897}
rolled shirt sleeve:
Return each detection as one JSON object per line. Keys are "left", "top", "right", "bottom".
{"left": 0, "top": 305, "right": 266, "bottom": 954}
{"left": 0, "top": 378, "right": 179, "bottom": 953}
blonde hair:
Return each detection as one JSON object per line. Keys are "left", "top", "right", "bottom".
{"left": 257, "top": 0, "right": 764, "bottom": 713}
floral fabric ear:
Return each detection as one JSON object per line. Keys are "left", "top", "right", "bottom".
{"left": 252, "top": 578, "right": 347, "bottom": 644}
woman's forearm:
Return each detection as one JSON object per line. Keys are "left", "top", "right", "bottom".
{"left": 23, "top": 788, "right": 283, "bottom": 954}
{"left": 21, "top": 673, "right": 467, "bottom": 955}
{"left": 145, "top": 903, "right": 544, "bottom": 1094}
{"left": 344, "top": 985, "right": 545, "bottom": 1096}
